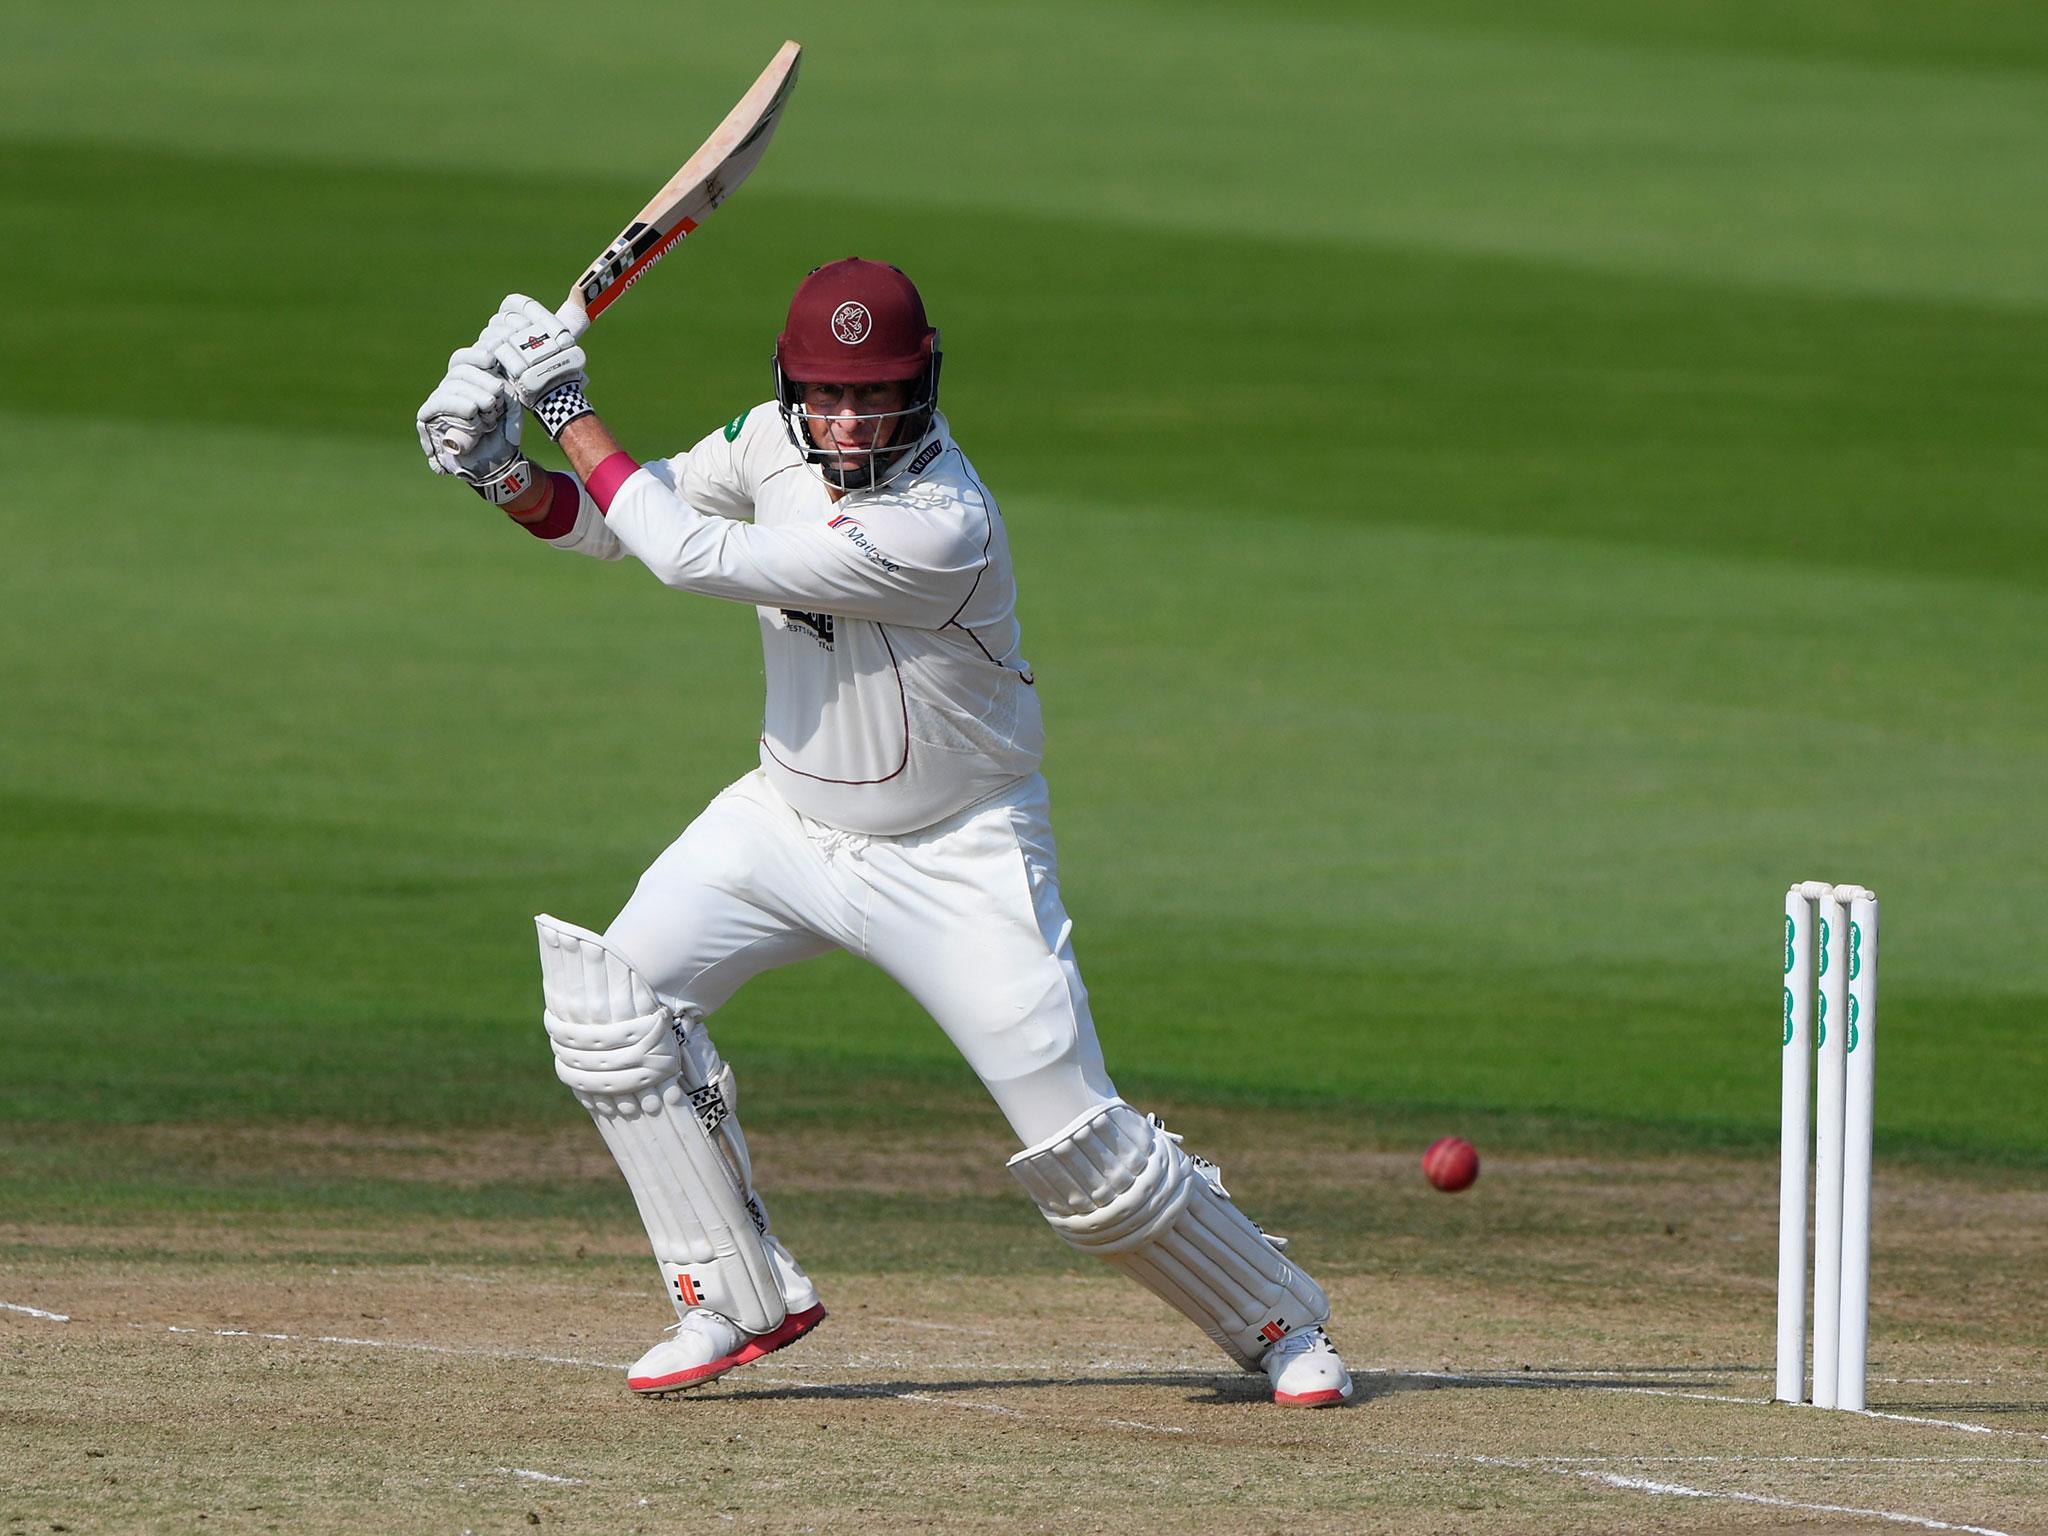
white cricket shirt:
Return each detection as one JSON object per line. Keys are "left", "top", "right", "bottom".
{"left": 542, "top": 406, "right": 1043, "bottom": 835}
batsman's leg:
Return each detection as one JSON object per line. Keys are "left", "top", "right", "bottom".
{"left": 536, "top": 915, "right": 825, "bottom": 1391}
{"left": 1009, "top": 1100, "right": 1353, "bottom": 1406}
{"left": 864, "top": 777, "right": 1353, "bottom": 1405}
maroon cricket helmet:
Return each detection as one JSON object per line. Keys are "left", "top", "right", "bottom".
{"left": 775, "top": 258, "right": 937, "bottom": 382}
{"left": 774, "top": 258, "right": 944, "bottom": 491}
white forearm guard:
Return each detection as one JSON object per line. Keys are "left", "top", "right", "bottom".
{"left": 1008, "top": 1100, "right": 1329, "bottom": 1370}
{"left": 537, "top": 915, "right": 786, "bottom": 1336}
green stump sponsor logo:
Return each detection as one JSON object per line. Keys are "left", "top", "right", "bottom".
{"left": 1818, "top": 917, "right": 1831, "bottom": 979}
{"left": 1784, "top": 914, "right": 1796, "bottom": 975}
{"left": 1816, "top": 992, "right": 1827, "bottom": 1047}
{"left": 1846, "top": 993, "right": 1860, "bottom": 1054}
{"left": 1849, "top": 920, "right": 1863, "bottom": 981}
{"left": 1783, "top": 987, "right": 1795, "bottom": 1046}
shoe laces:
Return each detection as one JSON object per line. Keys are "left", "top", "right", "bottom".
{"left": 1270, "top": 1326, "right": 1332, "bottom": 1361}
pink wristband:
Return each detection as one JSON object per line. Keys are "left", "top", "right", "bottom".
{"left": 585, "top": 451, "right": 642, "bottom": 513}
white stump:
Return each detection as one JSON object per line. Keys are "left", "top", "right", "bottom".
{"left": 1776, "top": 887, "right": 1813, "bottom": 1403}
{"left": 1838, "top": 893, "right": 1879, "bottom": 1411}
{"left": 1811, "top": 888, "right": 1850, "bottom": 1408}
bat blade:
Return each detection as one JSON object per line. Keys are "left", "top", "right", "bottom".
{"left": 558, "top": 40, "right": 802, "bottom": 336}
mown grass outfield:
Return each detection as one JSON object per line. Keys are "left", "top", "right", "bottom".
{"left": 3, "top": 1, "right": 2046, "bottom": 1531}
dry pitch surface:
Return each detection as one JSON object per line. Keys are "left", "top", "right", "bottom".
{"left": 4, "top": 1113, "right": 2045, "bottom": 1535}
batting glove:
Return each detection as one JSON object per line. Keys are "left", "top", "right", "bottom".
{"left": 416, "top": 345, "right": 538, "bottom": 505}
{"left": 489, "top": 294, "right": 593, "bottom": 440}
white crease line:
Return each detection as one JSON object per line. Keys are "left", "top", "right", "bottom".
{"left": 495, "top": 1468, "right": 587, "bottom": 1486}
{"left": 62, "top": 1315, "right": 2048, "bottom": 1452}
{"left": 1513, "top": 1366, "right": 1756, "bottom": 1377}
{"left": 896, "top": 1391, "right": 1032, "bottom": 1420}
{"left": 1479, "top": 1459, "right": 2017, "bottom": 1536}
{"left": 310, "top": 1334, "right": 627, "bottom": 1370}
{"left": 1529, "top": 1454, "right": 2041, "bottom": 1468}
{"left": 1102, "top": 1417, "right": 1189, "bottom": 1435}
{"left": 868, "top": 1316, "right": 1001, "bottom": 1337}
{"left": 1864, "top": 1409, "right": 2010, "bottom": 1436}
{"left": 25, "top": 1312, "right": 2048, "bottom": 1522}
{"left": 150, "top": 1322, "right": 627, "bottom": 1371}
{"left": 17, "top": 1302, "right": 2042, "bottom": 1527}
{"left": 2, "top": 1301, "right": 71, "bottom": 1321}
{"left": 1383, "top": 1369, "right": 2048, "bottom": 1444}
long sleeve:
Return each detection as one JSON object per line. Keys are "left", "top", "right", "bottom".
{"left": 602, "top": 464, "right": 986, "bottom": 629}
{"left": 536, "top": 482, "right": 626, "bottom": 561}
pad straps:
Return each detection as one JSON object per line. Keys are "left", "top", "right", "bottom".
{"left": 536, "top": 915, "right": 788, "bottom": 1335}
{"left": 1009, "top": 1099, "right": 1330, "bottom": 1369}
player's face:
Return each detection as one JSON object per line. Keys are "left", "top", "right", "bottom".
{"left": 799, "top": 379, "right": 913, "bottom": 470}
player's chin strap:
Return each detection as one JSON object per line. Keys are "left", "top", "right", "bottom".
{"left": 535, "top": 915, "right": 788, "bottom": 1336}
{"left": 1008, "top": 1099, "right": 1330, "bottom": 1370}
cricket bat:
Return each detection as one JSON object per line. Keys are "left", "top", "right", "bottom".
{"left": 556, "top": 39, "right": 803, "bottom": 337}
{"left": 426, "top": 42, "right": 800, "bottom": 469}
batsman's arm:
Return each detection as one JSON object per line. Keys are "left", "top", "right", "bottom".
{"left": 500, "top": 394, "right": 978, "bottom": 622}
{"left": 559, "top": 413, "right": 632, "bottom": 482}
{"left": 497, "top": 414, "right": 625, "bottom": 526}
{"left": 482, "top": 295, "right": 629, "bottom": 552}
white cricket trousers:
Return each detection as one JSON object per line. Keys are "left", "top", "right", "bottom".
{"left": 604, "top": 769, "right": 1120, "bottom": 1145}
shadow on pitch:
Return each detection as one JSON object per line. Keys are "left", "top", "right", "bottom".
{"left": 694, "top": 1362, "right": 1758, "bottom": 1411}
{"left": 1328, "top": 1366, "right": 1749, "bottom": 1409}
{"left": 704, "top": 1371, "right": 1235, "bottom": 1407}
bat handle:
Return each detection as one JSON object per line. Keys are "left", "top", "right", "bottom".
{"left": 556, "top": 296, "right": 592, "bottom": 341}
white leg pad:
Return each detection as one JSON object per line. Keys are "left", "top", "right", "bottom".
{"left": 536, "top": 914, "right": 787, "bottom": 1336}
{"left": 1007, "top": 1099, "right": 1329, "bottom": 1369}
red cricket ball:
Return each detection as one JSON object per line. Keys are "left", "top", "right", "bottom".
{"left": 1423, "top": 1136, "right": 1480, "bottom": 1193}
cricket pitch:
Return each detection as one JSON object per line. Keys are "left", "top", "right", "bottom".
{"left": 4, "top": 1111, "right": 2044, "bottom": 1534}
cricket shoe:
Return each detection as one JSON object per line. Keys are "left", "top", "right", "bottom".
{"left": 1263, "top": 1325, "right": 1354, "bottom": 1407}
{"left": 628, "top": 1303, "right": 827, "bottom": 1395}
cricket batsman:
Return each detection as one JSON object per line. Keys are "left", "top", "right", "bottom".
{"left": 413, "top": 259, "right": 1354, "bottom": 1406}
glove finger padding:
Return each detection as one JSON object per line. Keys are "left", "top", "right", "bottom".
{"left": 417, "top": 391, "right": 520, "bottom": 477}
{"left": 439, "top": 362, "right": 513, "bottom": 424}
{"left": 471, "top": 312, "right": 521, "bottom": 359}
{"left": 417, "top": 348, "right": 527, "bottom": 490}
{"left": 445, "top": 345, "right": 511, "bottom": 399}
{"left": 490, "top": 293, "right": 589, "bottom": 412}
{"left": 420, "top": 344, "right": 507, "bottom": 442}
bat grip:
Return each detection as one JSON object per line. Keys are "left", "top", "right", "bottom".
{"left": 556, "top": 300, "right": 592, "bottom": 341}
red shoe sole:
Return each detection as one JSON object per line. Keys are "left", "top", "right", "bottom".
{"left": 629, "top": 1303, "right": 827, "bottom": 1394}
{"left": 1275, "top": 1386, "right": 1352, "bottom": 1407}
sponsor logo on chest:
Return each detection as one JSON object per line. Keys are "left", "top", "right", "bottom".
{"left": 779, "top": 609, "right": 835, "bottom": 649}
